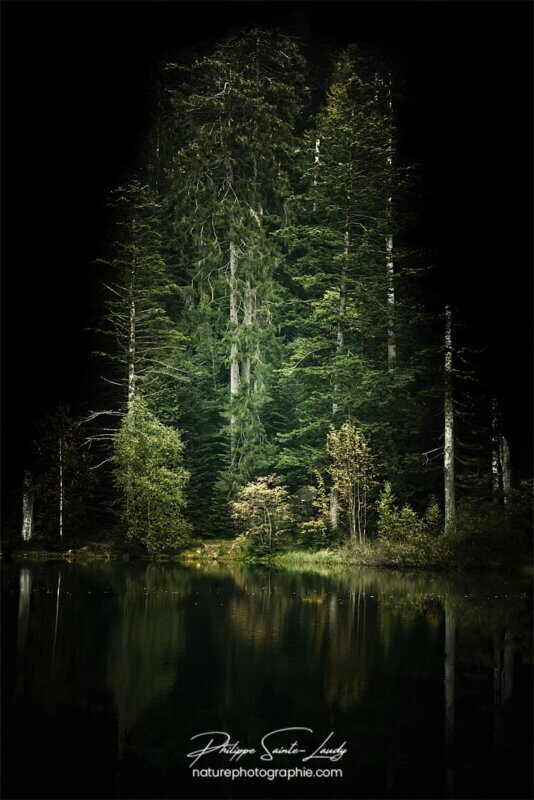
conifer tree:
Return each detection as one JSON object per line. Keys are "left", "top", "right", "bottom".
{"left": 276, "top": 46, "right": 426, "bottom": 518}
{"left": 166, "top": 29, "right": 305, "bottom": 502}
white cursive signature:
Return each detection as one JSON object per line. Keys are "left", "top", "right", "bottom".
{"left": 187, "top": 728, "right": 347, "bottom": 767}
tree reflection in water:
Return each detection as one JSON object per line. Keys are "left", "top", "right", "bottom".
{"left": 2, "top": 561, "right": 531, "bottom": 799}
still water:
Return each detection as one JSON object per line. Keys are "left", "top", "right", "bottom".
{"left": 2, "top": 561, "right": 532, "bottom": 799}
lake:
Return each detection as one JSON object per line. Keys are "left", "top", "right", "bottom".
{"left": 1, "top": 560, "right": 532, "bottom": 798}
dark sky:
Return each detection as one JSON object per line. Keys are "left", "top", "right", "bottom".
{"left": 1, "top": 1, "right": 532, "bottom": 503}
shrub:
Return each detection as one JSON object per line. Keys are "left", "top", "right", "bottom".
{"left": 423, "top": 496, "right": 442, "bottom": 536}
{"left": 230, "top": 475, "right": 294, "bottom": 557}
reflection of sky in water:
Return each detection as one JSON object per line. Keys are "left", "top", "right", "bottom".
{"left": 3, "top": 562, "right": 532, "bottom": 799}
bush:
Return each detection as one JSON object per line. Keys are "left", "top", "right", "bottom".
{"left": 439, "top": 499, "right": 531, "bottom": 569}
{"left": 230, "top": 475, "right": 294, "bottom": 557}
{"left": 423, "top": 496, "right": 442, "bottom": 536}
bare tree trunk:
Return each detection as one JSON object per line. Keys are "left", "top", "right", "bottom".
{"left": 330, "top": 228, "right": 349, "bottom": 531}
{"left": 386, "top": 226, "right": 396, "bottom": 368}
{"left": 229, "top": 240, "right": 240, "bottom": 458}
{"left": 330, "top": 489, "right": 339, "bottom": 531}
{"left": 386, "top": 80, "right": 396, "bottom": 369}
{"left": 59, "top": 436, "right": 63, "bottom": 540}
{"left": 491, "top": 398, "right": 501, "bottom": 504}
{"left": 444, "top": 305, "right": 455, "bottom": 528}
{"left": 499, "top": 433, "right": 512, "bottom": 511}
{"left": 313, "top": 137, "right": 320, "bottom": 212}
{"left": 242, "top": 279, "right": 253, "bottom": 388}
{"left": 21, "top": 470, "right": 34, "bottom": 542}
{"left": 127, "top": 276, "right": 136, "bottom": 410}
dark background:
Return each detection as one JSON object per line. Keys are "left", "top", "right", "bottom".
{"left": 2, "top": 1, "right": 532, "bottom": 519}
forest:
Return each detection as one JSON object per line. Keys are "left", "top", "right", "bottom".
{"left": 6, "top": 28, "right": 532, "bottom": 569}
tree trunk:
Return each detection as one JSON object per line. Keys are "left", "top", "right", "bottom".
{"left": 334, "top": 228, "right": 349, "bottom": 411}
{"left": 330, "top": 228, "right": 349, "bottom": 531}
{"left": 21, "top": 470, "right": 34, "bottom": 542}
{"left": 386, "top": 228, "right": 396, "bottom": 368}
{"left": 386, "top": 204, "right": 396, "bottom": 367}
{"left": 127, "top": 276, "right": 136, "bottom": 410}
{"left": 444, "top": 305, "right": 455, "bottom": 528}
{"left": 313, "top": 137, "right": 320, "bottom": 212}
{"left": 229, "top": 240, "right": 240, "bottom": 458}
{"left": 58, "top": 436, "right": 63, "bottom": 540}
{"left": 491, "top": 398, "right": 501, "bottom": 504}
{"left": 242, "top": 279, "right": 253, "bottom": 388}
{"left": 386, "top": 80, "right": 396, "bottom": 369}
{"left": 499, "top": 433, "right": 512, "bottom": 511}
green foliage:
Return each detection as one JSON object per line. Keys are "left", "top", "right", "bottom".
{"left": 423, "top": 495, "right": 442, "bottom": 535}
{"left": 230, "top": 475, "right": 294, "bottom": 557}
{"left": 377, "top": 481, "right": 422, "bottom": 541}
{"left": 114, "top": 398, "right": 191, "bottom": 556}
{"left": 439, "top": 495, "right": 532, "bottom": 569}
{"left": 38, "top": 29, "right": 528, "bottom": 569}
{"left": 95, "top": 179, "right": 187, "bottom": 409}
{"left": 299, "top": 472, "right": 338, "bottom": 549}
{"left": 167, "top": 30, "right": 306, "bottom": 501}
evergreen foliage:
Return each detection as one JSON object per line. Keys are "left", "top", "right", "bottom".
{"left": 19, "top": 29, "right": 529, "bottom": 568}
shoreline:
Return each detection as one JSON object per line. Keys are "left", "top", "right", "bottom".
{"left": 5, "top": 539, "right": 531, "bottom": 574}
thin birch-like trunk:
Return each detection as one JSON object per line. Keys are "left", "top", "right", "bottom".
{"left": 330, "top": 228, "right": 349, "bottom": 531}
{"left": 58, "top": 436, "right": 63, "bottom": 540}
{"left": 491, "top": 398, "right": 501, "bottom": 504}
{"left": 499, "top": 433, "right": 512, "bottom": 511}
{"left": 127, "top": 271, "right": 136, "bottom": 410}
{"left": 21, "top": 470, "right": 34, "bottom": 542}
{"left": 242, "top": 280, "right": 253, "bottom": 388}
{"left": 313, "top": 137, "right": 320, "bottom": 212}
{"left": 386, "top": 224, "right": 396, "bottom": 367}
{"left": 386, "top": 80, "right": 396, "bottom": 368}
{"left": 444, "top": 305, "right": 455, "bottom": 528}
{"left": 229, "top": 240, "right": 240, "bottom": 458}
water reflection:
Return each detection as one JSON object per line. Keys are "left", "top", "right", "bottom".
{"left": 2, "top": 561, "right": 531, "bottom": 799}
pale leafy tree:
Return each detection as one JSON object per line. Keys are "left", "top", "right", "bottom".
{"left": 113, "top": 397, "right": 190, "bottom": 556}
{"left": 327, "top": 422, "right": 376, "bottom": 542}
{"left": 230, "top": 475, "right": 293, "bottom": 555}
